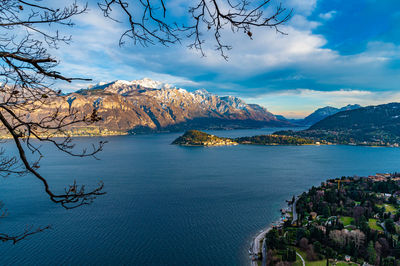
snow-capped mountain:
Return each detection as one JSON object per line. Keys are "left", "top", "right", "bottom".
{"left": 35, "top": 78, "right": 290, "bottom": 133}
{"left": 83, "top": 78, "right": 172, "bottom": 95}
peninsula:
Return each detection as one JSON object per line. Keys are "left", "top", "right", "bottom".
{"left": 172, "top": 130, "right": 316, "bottom": 147}
{"left": 171, "top": 130, "right": 238, "bottom": 146}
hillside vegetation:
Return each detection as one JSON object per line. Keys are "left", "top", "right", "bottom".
{"left": 276, "top": 103, "right": 400, "bottom": 146}
{"left": 172, "top": 130, "right": 238, "bottom": 146}
{"left": 172, "top": 130, "right": 316, "bottom": 146}
{"left": 235, "top": 134, "right": 314, "bottom": 145}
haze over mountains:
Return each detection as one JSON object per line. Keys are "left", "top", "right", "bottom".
{"left": 279, "top": 104, "right": 362, "bottom": 126}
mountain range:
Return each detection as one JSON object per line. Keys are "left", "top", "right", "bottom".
{"left": 44, "top": 78, "right": 400, "bottom": 145}
{"left": 48, "top": 78, "right": 291, "bottom": 134}
{"left": 12, "top": 78, "right": 377, "bottom": 137}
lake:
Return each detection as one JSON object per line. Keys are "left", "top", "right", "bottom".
{"left": 1, "top": 128, "right": 400, "bottom": 265}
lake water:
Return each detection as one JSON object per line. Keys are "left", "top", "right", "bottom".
{"left": 1, "top": 128, "right": 400, "bottom": 265}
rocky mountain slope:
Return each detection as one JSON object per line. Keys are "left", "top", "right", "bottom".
{"left": 40, "top": 78, "right": 290, "bottom": 134}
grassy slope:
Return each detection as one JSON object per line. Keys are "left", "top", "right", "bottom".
{"left": 340, "top": 216, "right": 354, "bottom": 226}
{"left": 368, "top": 218, "right": 384, "bottom": 231}
{"left": 376, "top": 204, "right": 397, "bottom": 213}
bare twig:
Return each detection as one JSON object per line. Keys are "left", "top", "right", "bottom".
{"left": 98, "top": 0, "right": 292, "bottom": 59}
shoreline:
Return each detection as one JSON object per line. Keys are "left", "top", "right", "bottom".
{"left": 249, "top": 197, "right": 297, "bottom": 265}
{"left": 250, "top": 226, "right": 272, "bottom": 266}
{"left": 1, "top": 129, "right": 399, "bottom": 148}
{"left": 0, "top": 132, "right": 128, "bottom": 140}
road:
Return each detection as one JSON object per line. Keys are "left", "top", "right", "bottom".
{"left": 251, "top": 227, "right": 271, "bottom": 266}
{"left": 292, "top": 197, "right": 299, "bottom": 225}
{"left": 296, "top": 252, "right": 305, "bottom": 266}
{"left": 261, "top": 238, "right": 267, "bottom": 266}
{"left": 249, "top": 196, "right": 298, "bottom": 265}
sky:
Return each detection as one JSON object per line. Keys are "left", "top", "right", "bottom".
{"left": 49, "top": 0, "right": 400, "bottom": 118}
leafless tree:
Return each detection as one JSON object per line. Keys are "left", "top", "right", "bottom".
{"left": 0, "top": 201, "right": 51, "bottom": 244}
{"left": 0, "top": 0, "right": 291, "bottom": 243}
{"left": 299, "top": 237, "right": 309, "bottom": 250}
{"left": 330, "top": 229, "right": 365, "bottom": 250}
{"left": 329, "top": 229, "right": 347, "bottom": 248}
{"left": 305, "top": 244, "right": 318, "bottom": 261}
{"left": 0, "top": 0, "right": 105, "bottom": 243}
{"left": 98, "top": 0, "right": 292, "bottom": 59}
{"left": 349, "top": 229, "right": 365, "bottom": 249}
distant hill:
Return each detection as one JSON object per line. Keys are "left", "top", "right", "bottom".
{"left": 302, "top": 104, "right": 361, "bottom": 126}
{"left": 276, "top": 102, "right": 400, "bottom": 146}
{"left": 277, "top": 104, "right": 361, "bottom": 126}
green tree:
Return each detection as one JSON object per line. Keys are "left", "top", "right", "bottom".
{"left": 393, "top": 242, "right": 400, "bottom": 259}
{"left": 323, "top": 205, "right": 331, "bottom": 217}
{"left": 368, "top": 241, "right": 377, "bottom": 265}
{"left": 385, "top": 219, "right": 396, "bottom": 234}
{"left": 266, "top": 229, "right": 280, "bottom": 250}
{"left": 283, "top": 248, "right": 297, "bottom": 262}
{"left": 314, "top": 241, "right": 323, "bottom": 254}
{"left": 326, "top": 247, "right": 334, "bottom": 265}
{"left": 382, "top": 256, "right": 395, "bottom": 266}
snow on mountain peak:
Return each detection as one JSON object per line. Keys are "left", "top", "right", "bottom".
{"left": 81, "top": 78, "right": 175, "bottom": 95}
{"left": 194, "top": 89, "right": 212, "bottom": 97}
{"left": 114, "top": 80, "right": 134, "bottom": 86}
{"left": 220, "top": 96, "right": 247, "bottom": 110}
{"left": 129, "top": 78, "right": 173, "bottom": 90}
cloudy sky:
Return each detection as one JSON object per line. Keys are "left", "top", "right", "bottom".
{"left": 52, "top": 0, "right": 400, "bottom": 118}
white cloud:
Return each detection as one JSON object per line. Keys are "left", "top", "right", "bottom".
{"left": 52, "top": 0, "right": 327, "bottom": 80}
{"left": 290, "top": 14, "right": 321, "bottom": 30}
{"left": 286, "top": 0, "right": 318, "bottom": 16}
{"left": 51, "top": 0, "right": 329, "bottom": 84}
{"left": 42, "top": 0, "right": 400, "bottom": 117}
{"left": 319, "top": 10, "right": 337, "bottom": 20}
{"left": 268, "top": 89, "right": 373, "bottom": 97}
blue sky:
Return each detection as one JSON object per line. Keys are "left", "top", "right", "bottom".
{"left": 51, "top": 0, "right": 400, "bottom": 118}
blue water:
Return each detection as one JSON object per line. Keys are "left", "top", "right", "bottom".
{"left": 1, "top": 128, "right": 400, "bottom": 265}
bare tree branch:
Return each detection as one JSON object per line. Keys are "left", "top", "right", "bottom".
{"left": 0, "top": 0, "right": 106, "bottom": 243}
{"left": 98, "top": 0, "right": 292, "bottom": 59}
